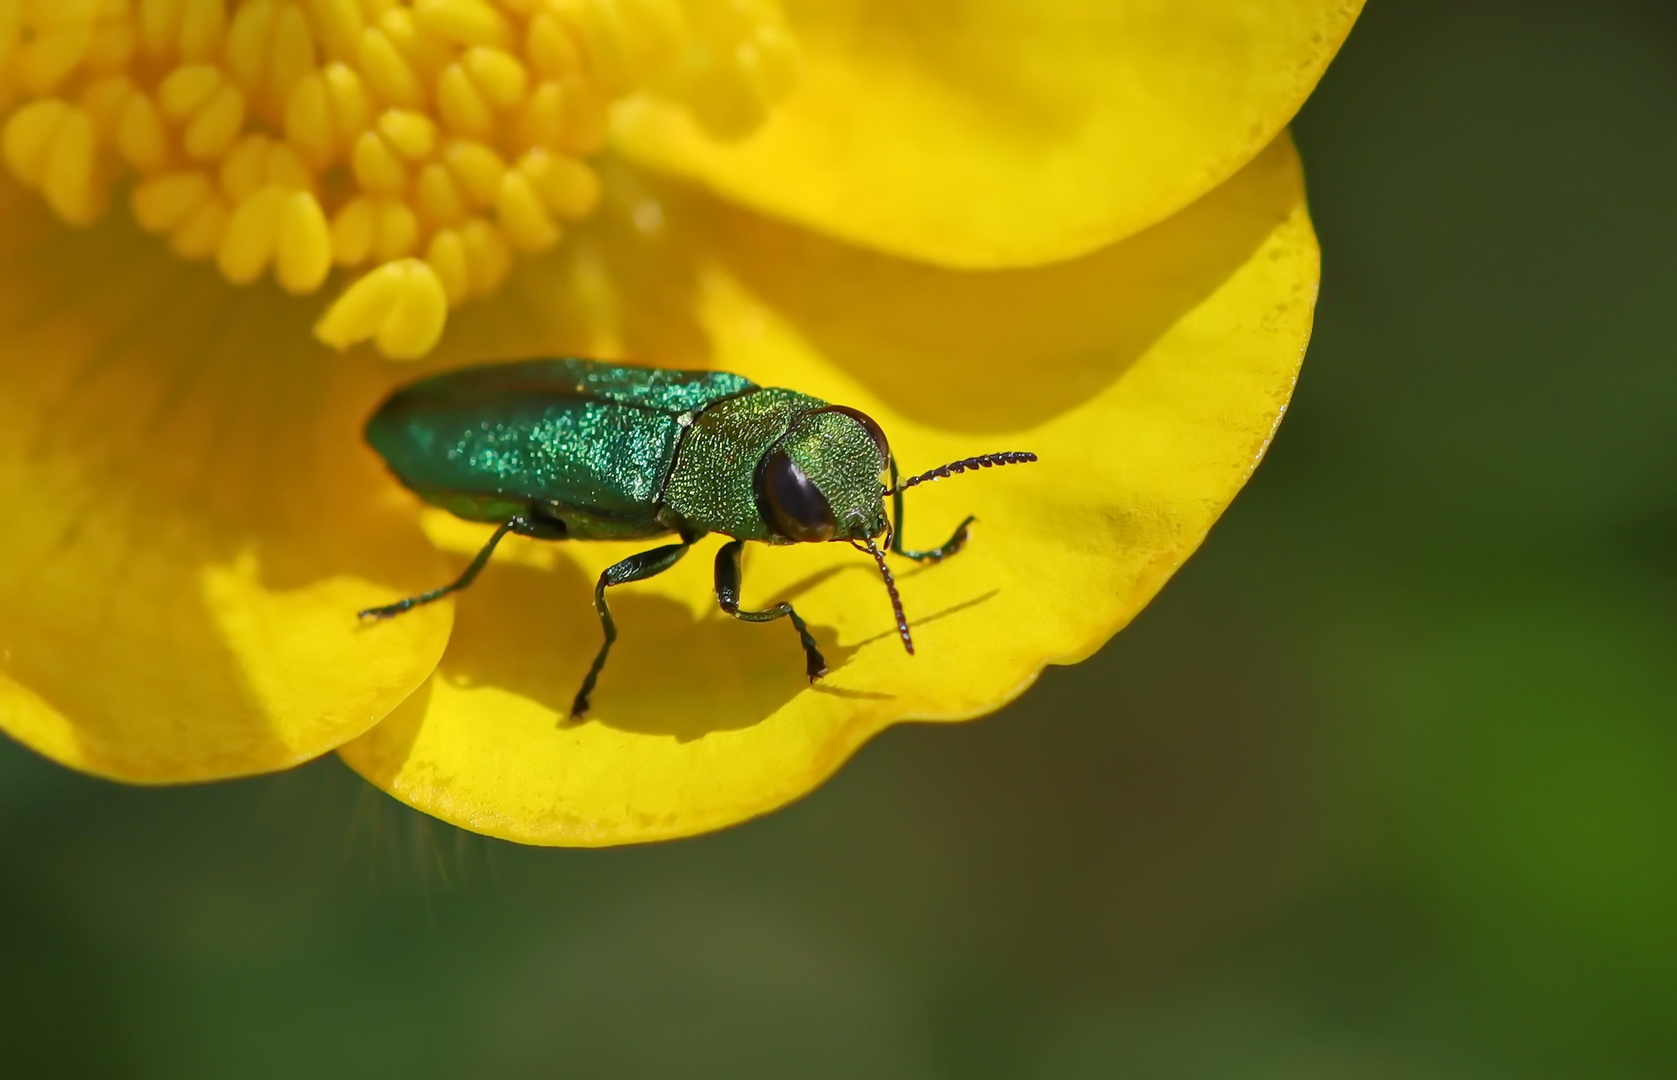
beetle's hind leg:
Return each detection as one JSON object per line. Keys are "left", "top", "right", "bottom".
{"left": 360, "top": 509, "right": 566, "bottom": 621}
{"left": 714, "top": 540, "right": 827, "bottom": 681}
{"left": 360, "top": 518, "right": 521, "bottom": 620}
{"left": 572, "top": 536, "right": 696, "bottom": 719}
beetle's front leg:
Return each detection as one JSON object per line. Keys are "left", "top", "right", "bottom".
{"left": 572, "top": 536, "right": 695, "bottom": 719}
{"left": 714, "top": 540, "right": 827, "bottom": 681}
{"left": 886, "top": 456, "right": 974, "bottom": 563}
{"left": 890, "top": 481, "right": 975, "bottom": 564}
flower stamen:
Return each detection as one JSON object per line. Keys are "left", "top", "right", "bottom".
{"left": 0, "top": 0, "right": 801, "bottom": 359}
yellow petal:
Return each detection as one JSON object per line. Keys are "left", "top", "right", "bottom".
{"left": 339, "top": 134, "right": 1317, "bottom": 844}
{"left": 615, "top": 0, "right": 1359, "bottom": 268}
{"left": 0, "top": 180, "right": 453, "bottom": 782}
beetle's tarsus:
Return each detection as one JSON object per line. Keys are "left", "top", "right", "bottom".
{"left": 897, "top": 516, "right": 976, "bottom": 564}
{"left": 714, "top": 539, "right": 830, "bottom": 685}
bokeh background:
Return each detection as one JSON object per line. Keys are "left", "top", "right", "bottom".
{"left": 4, "top": 0, "right": 1675, "bottom": 1075}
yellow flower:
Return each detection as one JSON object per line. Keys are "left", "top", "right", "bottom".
{"left": 0, "top": 0, "right": 1358, "bottom": 844}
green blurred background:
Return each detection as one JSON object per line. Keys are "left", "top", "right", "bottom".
{"left": 5, "top": 0, "right": 1676, "bottom": 1075}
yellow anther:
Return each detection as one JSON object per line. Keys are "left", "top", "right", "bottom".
{"left": 219, "top": 183, "right": 288, "bottom": 284}
{"left": 177, "top": 0, "right": 226, "bottom": 61}
{"left": 283, "top": 68, "right": 334, "bottom": 167}
{"left": 435, "top": 60, "right": 489, "bottom": 136}
{"left": 220, "top": 132, "right": 272, "bottom": 201}
{"left": 413, "top": 0, "right": 509, "bottom": 49}
{"left": 357, "top": 25, "right": 422, "bottom": 107}
{"left": 226, "top": 0, "right": 278, "bottom": 91}
{"left": 182, "top": 84, "right": 244, "bottom": 161}
{"left": 330, "top": 195, "right": 374, "bottom": 264}
{"left": 664, "top": 0, "right": 799, "bottom": 139}
{"left": 495, "top": 168, "right": 558, "bottom": 252}
{"left": 116, "top": 92, "right": 169, "bottom": 172}
{"left": 518, "top": 147, "right": 598, "bottom": 218}
{"left": 276, "top": 189, "right": 332, "bottom": 292}
{"left": 315, "top": 257, "right": 448, "bottom": 359}
{"left": 0, "top": 0, "right": 802, "bottom": 361}
{"left": 321, "top": 59, "right": 371, "bottom": 150}
{"left": 511, "top": 79, "right": 561, "bottom": 151}
{"left": 86, "top": 20, "right": 138, "bottom": 76}
{"left": 425, "top": 226, "right": 469, "bottom": 304}
{"left": 158, "top": 64, "right": 222, "bottom": 119}
{"left": 132, "top": 170, "right": 211, "bottom": 232}
{"left": 558, "top": 78, "right": 606, "bottom": 153}
{"left": 266, "top": 5, "right": 318, "bottom": 120}
{"left": 525, "top": 11, "right": 581, "bottom": 80}
{"left": 459, "top": 215, "right": 508, "bottom": 295}
{"left": 168, "top": 194, "right": 228, "bottom": 259}
{"left": 17, "top": 22, "right": 94, "bottom": 95}
{"left": 442, "top": 136, "right": 502, "bottom": 206}
{"left": 4, "top": 97, "right": 70, "bottom": 187}
{"left": 41, "top": 105, "right": 102, "bottom": 225}
{"left": 305, "top": 0, "right": 365, "bottom": 62}
{"left": 414, "top": 160, "right": 464, "bottom": 226}
{"left": 351, "top": 128, "right": 406, "bottom": 193}
{"left": 376, "top": 107, "right": 435, "bottom": 159}
{"left": 78, "top": 75, "right": 133, "bottom": 140}
{"left": 225, "top": 0, "right": 318, "bottom": 121}
{"left": 267, "top": 141, "right": 312, "bottom": 188}
{"left": 376, "top": 7, "right": 450, "bottom": 83}
{"left": 372, "top": 197, "right": 419, "bottom": 259}
{"left": 461, "top": 45, "right": 525, "bottom": 108}
{"left": 139, "top": 0, "right": 185, "bottom": 60}
{"left": 572, "top": 0, "right": 686, "bottom": 94}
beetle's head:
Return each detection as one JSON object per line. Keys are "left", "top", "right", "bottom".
{"left": 755, "top": 406, "right": 891, "bottom": 545}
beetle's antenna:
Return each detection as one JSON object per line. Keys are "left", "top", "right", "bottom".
{"left": 886, "top": 452, "right": 1037, "bottom": 496}
{"left": 856, "top": 535, "right": 913, "bottom": 655}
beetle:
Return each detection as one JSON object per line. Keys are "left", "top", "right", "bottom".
{"left": 361, "top": 358, "right": 1037, "bottom": 718}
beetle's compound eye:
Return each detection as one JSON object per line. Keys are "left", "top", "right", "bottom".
{"left": 811, "top": 406, "right": 891, "bottom": 472}
{"left": 758, "top": 450, "right": 839, "bottom": 542}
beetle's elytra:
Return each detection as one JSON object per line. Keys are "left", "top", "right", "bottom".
{"left": 363, "top": 358, "right": 1037, "bottom": 718}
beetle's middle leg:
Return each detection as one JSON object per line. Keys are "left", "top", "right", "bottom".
{"left": 713, "top": 539, "right": 827, "bottom": 682}
{"left": 572, "top": 536, "right": 696, "bottom": 719}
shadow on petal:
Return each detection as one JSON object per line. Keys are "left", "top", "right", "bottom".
{"left": 699, "top": 151, "right": 1300, "bottom": 433}
{"left": 433, "top": 143, "right": 1295, "bottom": 439}
{"left": 436, "top": 549, "right": 859, "bottom": 742}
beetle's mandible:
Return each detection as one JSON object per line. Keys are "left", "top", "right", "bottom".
{"left": 361, "top": 358, "right": 1038, "bottom": 718}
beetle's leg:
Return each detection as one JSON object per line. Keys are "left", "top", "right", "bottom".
{"left": 359, "top": 518, "right": 521, "bottom": 620}
{"left": 713, "top": 540, "right": 827, "bottom": 681}
{"left": 886, "top": 455, "right": 973, "bottom": 563}
{"left": 572, "top": 539, "right": 694, "bottom": 719}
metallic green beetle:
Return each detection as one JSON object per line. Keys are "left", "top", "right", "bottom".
{"left": 362, "top": 358, "right": 1036, "bottom": 718}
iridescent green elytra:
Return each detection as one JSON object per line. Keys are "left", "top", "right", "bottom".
{"left": 363, "top": 358, "right": 1036, "bottom": 717}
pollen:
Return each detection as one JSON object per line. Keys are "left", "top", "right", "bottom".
{"left": 0, "top": 0, "right": 800, "bottom": 359}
